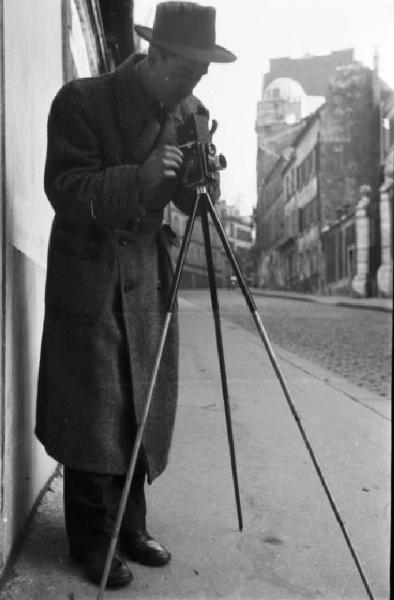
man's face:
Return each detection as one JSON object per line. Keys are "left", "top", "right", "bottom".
{"left": 153, "top": 52, "right": 209, "bottom": 108}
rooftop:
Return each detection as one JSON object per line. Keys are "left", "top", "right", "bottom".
{"left": 263, "top": 49, "right": 355, "bottom": 97}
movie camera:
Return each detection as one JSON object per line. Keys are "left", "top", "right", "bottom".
{"left": 177, "top": 106, "right": 226, "bottom": 187}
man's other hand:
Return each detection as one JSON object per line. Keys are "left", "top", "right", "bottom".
{"left": 137, "top": 145, "right": 183, "bottom": 190}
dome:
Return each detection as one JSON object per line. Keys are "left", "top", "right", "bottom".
{"left": 263, "top": 77, "right": 306, "bottom": 102}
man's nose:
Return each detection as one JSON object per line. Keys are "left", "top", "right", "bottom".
{"left": 192, "top": 70, "right": 207, "bottom": 85}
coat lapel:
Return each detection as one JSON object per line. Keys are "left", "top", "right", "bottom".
{"left": 114, "top": 54, "right": 150, "bottom": 128}
{"left": 113, "top": 55, "right": 188, "bottom": 163}
{"left": 114, "top": 54, "right": 161, "bottom": 162}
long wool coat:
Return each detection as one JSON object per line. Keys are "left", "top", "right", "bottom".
{"left": 35, "top": 54, "right": 218, "bottom": 483}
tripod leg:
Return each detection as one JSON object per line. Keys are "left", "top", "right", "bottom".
{"left": 97, "top": 197, "right": 200, "bottom": 600}
{"left": 200, "top": 204, "right": 243, "bottom": 532}
{"left": 204, "top": 192, "right": 376, "bottom": 600}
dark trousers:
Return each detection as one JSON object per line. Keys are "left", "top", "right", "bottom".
{"left": 64, "top": 460, "right": 146, "bottom": 558}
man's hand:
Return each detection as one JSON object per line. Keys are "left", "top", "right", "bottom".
{"left": 137, "top": 145, "right": 183, "bottom": 190}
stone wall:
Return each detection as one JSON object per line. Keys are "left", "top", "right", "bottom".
{"left": 320, "top": 65, "right": 379, "bottom": 222}
{"left": 319, "top": 63, "right": 381, "bottom": 293}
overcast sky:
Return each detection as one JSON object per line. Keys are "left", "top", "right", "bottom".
{"left": 134, "top": 0, "right": 394, "bottom": 215}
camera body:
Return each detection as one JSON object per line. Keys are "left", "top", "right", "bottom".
{"left": 177, "top": 107, "right": 226, "bottom": 187}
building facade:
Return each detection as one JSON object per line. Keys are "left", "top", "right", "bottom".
{"left": 164, "top": 199, "right": 255, "bottom": 289}
{"left": 257, "top": 113, "right": 321, "bottom": 291}
{"left": 217, "top": 201, "right": 255, "bottom": 285}
{"left": 0, "top": 0, "right": 134, "bottom": 577}
{"left": 256, "top": 156, "right": 287, "bottom": 288}
{"left": 256, "top": 50, "right": 354, "bottom": 189}
{"left": 165, "top": 202, "right": 228, "bottom": 288}
{"left": 255, "top": 51, "right": 390, "bottom": 297}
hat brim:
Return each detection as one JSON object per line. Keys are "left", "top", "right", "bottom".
{"left": 134, "top": 24, "right": 237, "bottom": 63}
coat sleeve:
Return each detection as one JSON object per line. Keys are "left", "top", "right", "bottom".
{"left": 44, "top": 82, "right": 145, "bottom": 228}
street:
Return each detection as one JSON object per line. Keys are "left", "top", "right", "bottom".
{"left": 0, "top": 290, "right": 390, "bottom": 600}
{"left": 181, "top": 289, "right": 392, "bottom": 399}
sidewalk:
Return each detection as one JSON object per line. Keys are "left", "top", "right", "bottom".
{"left": 250, "top": 288, "right": 393, "bottom": 313}
{"left": 0, "top": 297, "right": 390, "bottom": 600}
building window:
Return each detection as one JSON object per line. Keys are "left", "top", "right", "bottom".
{"left": 298, "top": 207, "right": 304, "bottom": 232}
{"left": 336, "top": 229, "right": 344, "bottom": 280}
{"left": 332, "top": 144, "right": 344, "bottom": 171}
{"left": 286, "top": 175, "right": 292, "bottom": 201}
{"left": 272, "top": 88, "right": 280, "bottom": 99}
{"left": 325, "top": 236, "right": 336, "bottom": 283}
{"left": 296, "top": 148, "right": 316, "bottom": 192}
{"left": 237, "top": 228, "right": 252, "bottom": 243}
{"left": 292, "top": 209, "right": 298, "bottom": 236}
{"left": 305, "top": 250, "right": 311, "bottom": 277}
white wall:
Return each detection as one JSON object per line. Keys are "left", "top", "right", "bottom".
{"left": 1, "top": 0, "right": 63, "bottom": 572}
{"left": 0, "top": 0, "right": 101, "bottom": 574}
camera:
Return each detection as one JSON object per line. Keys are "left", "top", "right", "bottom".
{"left": 177, "top": 106, "right": 227, "bottom": 187}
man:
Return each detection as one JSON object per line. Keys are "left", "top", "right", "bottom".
{"left": 36, "top": 1, "right": 236, "bottom": 589}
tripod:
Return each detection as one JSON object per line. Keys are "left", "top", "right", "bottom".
{"left": 97, "top": 186, "right": 376, "bottom": 600}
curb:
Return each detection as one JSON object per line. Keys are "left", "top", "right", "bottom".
{"left": 249, "top": 289, "right": 393, "bottom": 313}
{"left": 334, "top": 300, "right": 392, "bottom": 313}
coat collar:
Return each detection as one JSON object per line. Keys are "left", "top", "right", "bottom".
{"left": 114, "top": 53, "right": 183, "bottom": 128}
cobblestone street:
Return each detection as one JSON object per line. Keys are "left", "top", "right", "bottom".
{"left": 181, "top": 290, "right": 392, "bottom": 398}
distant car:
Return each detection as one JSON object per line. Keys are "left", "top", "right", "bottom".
{"left": 228, "top": 275, "right": 238, "bottom": 288}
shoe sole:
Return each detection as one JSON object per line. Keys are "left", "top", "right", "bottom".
{"left": 122, "top": 550, "right": 171, "bottom": 567}
{"left": 106, "top": 574, "right": 133, "bottom": 589}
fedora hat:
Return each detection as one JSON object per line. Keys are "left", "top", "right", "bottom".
{"left": 134, "top": 2, "right": 236, "bottom": 64}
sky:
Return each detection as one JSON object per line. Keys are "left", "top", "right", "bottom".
{"left": 134, "top": 0, "right": 394, "bottom": 215}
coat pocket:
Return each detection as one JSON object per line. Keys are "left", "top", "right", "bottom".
{"left": 53, "top": 229, "right": 99, "bottom": 260}
{"left": 45, "top": 229, "right": 114, "bottom": 322}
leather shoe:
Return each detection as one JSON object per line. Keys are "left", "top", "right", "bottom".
{"left": 84, "top": 549, "right": 133, "bottom": 588}
{"left": 121, "top": 530, "right": 171, "bottom": 567}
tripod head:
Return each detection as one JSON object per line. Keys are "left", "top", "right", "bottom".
{"left": 195, "top": 185, "right": 209, "bottom": 196}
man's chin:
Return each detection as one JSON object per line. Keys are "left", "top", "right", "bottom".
{"left": 164, "top": 91, "right": 192, "bottom": 109}
{"left": 163, "top": 100, "right": 178, "bottom": 110}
